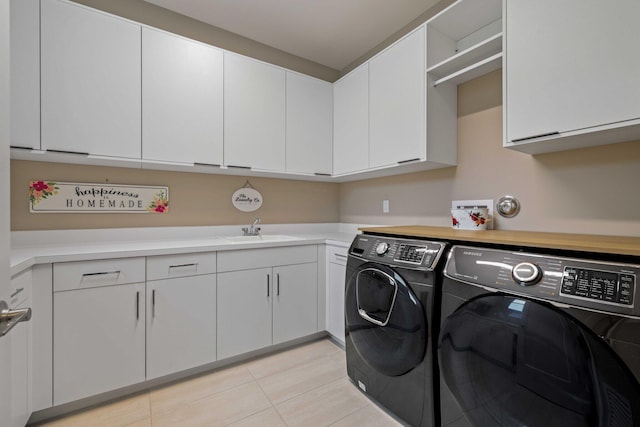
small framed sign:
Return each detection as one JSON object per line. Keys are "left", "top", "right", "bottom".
{"left": 232, "top": 181, "right": 263, "bottom": 212}
{"left": 29, "top": 181, "right": 169, "bottom": 213}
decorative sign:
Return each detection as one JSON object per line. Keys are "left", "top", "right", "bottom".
{"left": 232, "top": 181, "right": 263, "bottom": 212}
{"left": 29, "top": 181, "right": 169, "bottom": 213}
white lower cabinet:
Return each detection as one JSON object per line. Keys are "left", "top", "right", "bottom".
{"left": 52, "top": 258, "right": 146, "bottom": 405}
{"left": 217, "top": 267, "right": 273, "bottom": 359}
{"left": 217, "top": 246, "right": 318, "bottom": 359}
{"left": 146, "top": 264, "right": 217, "bottom": 379}
{"left": 326, "top": 246, "right": 348, "bottom": 344}
{"left": 272, "top": 263, "right": 318, "bottom": 344}
{"left": 53, "top": 282, "right": 146, "bottom": 405}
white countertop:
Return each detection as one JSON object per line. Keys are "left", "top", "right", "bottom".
{"left": 10, "top": 223, "right": 358, "bottom": 276}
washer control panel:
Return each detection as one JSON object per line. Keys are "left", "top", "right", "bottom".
{"left": 349, "top": 234, "right": 446, "bottom": 271}
{"left": 445, "top": 245, "right": 640, "bottom": 316}
{"left": 561, "top": 267, "right": 635, "bottom": 306}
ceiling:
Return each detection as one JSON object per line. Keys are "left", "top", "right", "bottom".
{"left": 143, "top": 0, "right": 442, "bottom": 71}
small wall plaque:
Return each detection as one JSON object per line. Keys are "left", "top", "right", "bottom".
{"left": 29, "top": 181, "right": 169, "bottom": 213}
{"left": 232, "top": 181, "right": 263, "bottom": 212}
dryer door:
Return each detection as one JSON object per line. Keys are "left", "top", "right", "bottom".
{"left": 439, "top": 294, "right": 640, "bottom": 427}
{"left": 345, "top": 262, "right": 426, "bottom": 377}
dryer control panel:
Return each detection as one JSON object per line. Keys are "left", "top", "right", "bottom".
{"left": 445, "top": 245, "right": 640, "bottom": 317}
{"left": 349, "top": 234, "right": 446, "bottom": 271}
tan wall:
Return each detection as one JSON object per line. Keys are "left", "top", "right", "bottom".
{"left": 10, "top": 162, "right": 339, "bottom": 230}
{"left": 339, "top": 69, "right": 640, "bottom": 237}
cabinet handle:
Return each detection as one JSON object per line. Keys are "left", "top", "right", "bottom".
{"left": 169, "top": 263, "right": 198, "bottom": 271}
{"left": 277, "top": 273, "right": 280, "bottom": 296}
{"left": 227, "top": 164, "right": 251, "bottom": 170}
{"left": 46, "top": 149, "right": 89, "bottom": 156}
{"left": 152, "top": 289, "right": 156, "bottom": 318}
{"left": 136, "top": 291, "right": 140, "bottom": 320}
{"left": 397, "top": 158, "right": 420, "bottom": 164}
{"left": 334, "top": 253, "right": 348, "bottom": 259}
{"left": 10, "top": 287, "right": 24, "bottom": 298}
{"left": 267, "top": 274, "right": 270, "bottom": 297}
{"left": 511, "top": 131, "right": 560, "bottom": 143}
{"left": 82, "top": 270, "right": 121, "bottom": 278}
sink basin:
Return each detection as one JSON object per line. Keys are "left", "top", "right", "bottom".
{"left": 224, "top": 235, "right": 299, "bottom": 243}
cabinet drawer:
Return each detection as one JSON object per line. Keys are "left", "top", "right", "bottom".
{"left": 53, "top": 257, "right": 145, "bottom": 292}
{"left": 327, "top": 245, "right": 348, "bottom": 266}
{"left": 146, "top": 252, "right": 217, "bottom": 281}
{"left": 218, "top": 245, "right": 317, "bottom": 272}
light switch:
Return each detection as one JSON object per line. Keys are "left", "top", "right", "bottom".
{"left": 383, "top": 200, "right": 389, "bottom": 213}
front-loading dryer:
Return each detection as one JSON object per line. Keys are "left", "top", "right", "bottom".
{"left": 439, "top": 245, "right": 640, "bottom": 427}
{"left": 345, "top": 233, "right": 447, "bottom": 427}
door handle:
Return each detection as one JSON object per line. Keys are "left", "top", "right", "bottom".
{"left": 0, "top": 300, "right": 32, "bottom": 338}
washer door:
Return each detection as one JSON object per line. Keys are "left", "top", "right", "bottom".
{"left": 439, "top": 294, "right": 640, "bottom": 427}
{"left": 345, "top": 262, "right": 426, "bottom": 377}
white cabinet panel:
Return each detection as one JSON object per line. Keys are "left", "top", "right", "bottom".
{"left": 146, "top": 274, "right": 217, "bottom": 379}
{"left": 505, "top": 0, "right": 640, "bottom": 151}
{"left": 53, "top": 283, "right": 145, "bottom": 405}
{"left": 9, "top": 270, "right": 32, "bottom": 427}
{"left": 369, "top": 26, "right": 426, "bottom": 167}
{"left": 333, "top": 64, "right": 369, "bottom": 175}
{"left": 326, "top": 246, "right": 347, "bottom": 343}
{"left": 286, "top": 72, "right": 333, "bottom": 175}
{"left": 273, "top": 263, "right": 317, "bottom": 344}
{"left": 142, "top": 28, "right": 223, "bottom": 166}
{"left": 217, "top": 268, "right": 273, "bottom": 359}
{"left": 41, "top": 0, "right": 141, "bottom": 158}
{"left": 224, "top": 53, "right": 286, "bottom": 171}
{"left": 10, "top": 0, "right": 39, "bottom": 149}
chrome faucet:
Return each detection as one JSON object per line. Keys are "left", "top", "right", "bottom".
{"left": 242, "top": 218, "right": 261, "bottom": 236}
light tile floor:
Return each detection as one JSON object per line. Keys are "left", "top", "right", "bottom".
{"left": 36, "top": 339, "right": 403, "bottom": 427}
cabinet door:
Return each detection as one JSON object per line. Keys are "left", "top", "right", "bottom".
{"left": 147, "top": 274, "right": 217, "bottom": 380}
{"left": 327, "top": 261, "right": 346, "bottom": 343}
{"left": 9, "top": 271, "right": 31, "bottom": 427}
{"left": 333, "top": 64, "right": 369, "bottom": 175}
{"left": 369, "top": 26, "right": 426, "bottom": 168}
{"left": 10, "top": 0, "right": 39, "bottom": 150}
{"left": 142, "top": 28, "right": 223, "bottom": 166}
{"left": 217, "top": 268, "right": 272, "bottom": 359}
{"left": 53, "top": 283, "right": 145, "bottom": 405}
{"left": 224, "top": 53, "right": 286, "bottom": 171}
{"left": 273, "top": 263, "right": 318, "bottom": 344}
{"left": 286, "top": 73, "right": 333, "bottom": 174}
{"left": 10, "top": 322, "right": 29, "bottom": 427}
{"left": 505, "top": 0, "right": 640, "bottom": 143}
{"left": 41, "top": 0, "right": 141, "bottom": 158}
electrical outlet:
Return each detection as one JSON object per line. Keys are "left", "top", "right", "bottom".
{"left": 383, "top": 200, "right": 389, "bottom": 213}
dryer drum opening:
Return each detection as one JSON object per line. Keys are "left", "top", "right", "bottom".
{"left": 346, "top": 262, "right": 426, "bottom": 377}
{"left": 439, "top": 294, "right": 639, "bottom": 427}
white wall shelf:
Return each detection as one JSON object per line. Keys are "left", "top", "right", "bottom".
{"left": 427, "top": 0, "right": 502, "bottom": 87}
{"left": 433, "top": 52, "right": 502, "bottom": 87}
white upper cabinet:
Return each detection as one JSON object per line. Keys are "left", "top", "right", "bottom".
{"left": 286, "top": 72, "right": 333, "bottom": 175}
{"left": 224, "top": 53, "right": 286, "bottom": 171}
{"left": 504, "top": 0, "right": 640, "bottom": 153}
{"left": 333, "top": 64, "right": 369, "bottom": 175}
{"left": 142, "top": 28, "right": 223, "bottom": 166}
{"left": 369, "top": 26, "right": 426, "bottom": 168}
{"left": 10, "top": 0, "right": 40, "bottom": 150}
{"left": 40, "top": 0, "right": 141, "bottom": 158}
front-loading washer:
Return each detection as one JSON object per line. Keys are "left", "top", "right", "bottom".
{"left": 439, "top": 245, "right": 640, "bottom": 427}
{"left": 345, "top": 233, "right": 447, "bottom": 427}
